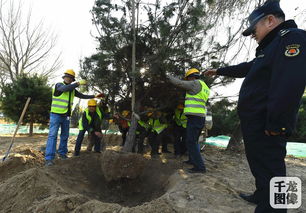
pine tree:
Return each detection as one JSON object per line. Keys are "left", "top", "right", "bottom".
{"left": 0, "top": 74, "right": 52, "bottom": 135}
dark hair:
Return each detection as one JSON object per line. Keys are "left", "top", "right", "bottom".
{"left": 273, "top": 12, "right": 285, "bottom": 21}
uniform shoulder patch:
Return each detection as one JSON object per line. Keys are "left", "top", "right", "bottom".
{"left": 285, "top": 44, "right": 300, "bottom": 57}
{"left": 280, "top": 29, "right": 290, "bottom": 37}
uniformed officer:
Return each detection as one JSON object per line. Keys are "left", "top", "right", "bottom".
{"left": 205, "top": 1, "right": 306, "bottom": 212}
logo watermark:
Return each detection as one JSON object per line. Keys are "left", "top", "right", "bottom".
{"left": 270, "top": 177, "right": 302, "bottom": 209}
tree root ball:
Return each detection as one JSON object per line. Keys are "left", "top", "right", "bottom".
{"left": 101, "top": 150, "right": 147, "bottom": 181}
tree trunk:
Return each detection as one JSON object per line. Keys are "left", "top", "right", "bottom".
{"left": 122, "top": 98, "right": 141, "bottom": 152}
{"left": 122, "top": 114, "right": 138, "bottom": 152}
{"left": 29, "top": 121, "right": 34, "bottom": 136}
{"left": 226, "top": 123, "right": 244, "bottom": 152}
{"left": 123, "top": 0, "right": 137, "bottom": 153}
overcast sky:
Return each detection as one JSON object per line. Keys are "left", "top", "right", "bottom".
{"left": 25, "top": 0, "right": 306, "bottom": 95}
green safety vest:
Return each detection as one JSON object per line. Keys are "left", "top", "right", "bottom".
{"left": 184, "top": 80, "right": 210, "bottom": 117}
{"left": 148, "top": 118, "right": 167, "bottom": 134}
{"left": 174, "top": 109, "right": 187, "bottom": 128}
{"left": 51, "top": 82, "right": 75, "bottom": 115}
{"left": 138, "top": 120, "right": 149, "bottom": 130}
{"left": 78, "top": 107, "right": 102, "bottom": 130}
{"left": 136, "top": 120, "right": 150, "bottom": 135}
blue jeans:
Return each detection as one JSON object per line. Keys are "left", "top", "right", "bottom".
{"left": 45, "top": 113, "right": 70, "bottom": 161}
{"left": 186, "top": 115, "right": 205, "bottom": 170}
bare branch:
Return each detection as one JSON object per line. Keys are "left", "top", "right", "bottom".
{"left": 0, "top": 0, "right": 62, "bottom": 84}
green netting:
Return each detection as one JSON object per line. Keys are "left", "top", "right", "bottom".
{"left": 0, "top": 124, "right": 119, "bottom": 136}
{"left": 202, "top": 135, "right": 306, "bottom": 157}
{"left": 0, "top": 124, "right": 305, "bottom": 157}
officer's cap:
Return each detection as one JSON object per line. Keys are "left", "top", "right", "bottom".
{"left": 242, "top": 0, "right": 285, "bottom": 36}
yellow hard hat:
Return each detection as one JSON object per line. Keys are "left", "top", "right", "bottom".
{"left": 177, "top": 104, "right": 184, "bottom": 110}
{"left": 88, "top": 99, "right": 97, "bottom": 107}
{"left": 146, "top": 108, "right": 154, "bottom": 117}
{"left": 122, "top": 110, "right": 130, "bottom": 117}
{"left": 156, "top": 111, "right": 162, "bottom": 117}
{"left": 63, "top": 69, "right": 76, "bottom": 79}
{"left": 185, "top": 68, "right": 200, "bottom": 78}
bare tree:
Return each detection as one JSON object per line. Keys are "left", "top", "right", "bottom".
{"left": 0, "top": 0, "right": 61, "bottom": 83}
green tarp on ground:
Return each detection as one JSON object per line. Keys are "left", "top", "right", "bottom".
{"left": 0, "top": 124, "right": 305, "bottom": 157}
{"left": 204, "top": 135, "right": 306, "bottom": 157}
{"left": 0, "top": 124, "right": 119, "bottom": 136}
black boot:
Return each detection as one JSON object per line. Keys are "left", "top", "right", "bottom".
{"left": 239, "top": 193, "right": 259, "bottom": 204}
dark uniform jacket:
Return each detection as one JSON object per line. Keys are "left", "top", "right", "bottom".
{"left": 217, "top": 20, "right": 306, "bottom": 135}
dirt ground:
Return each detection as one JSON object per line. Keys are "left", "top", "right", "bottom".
{"left": 0, "top": 134, "right": 305, "bottom": 213}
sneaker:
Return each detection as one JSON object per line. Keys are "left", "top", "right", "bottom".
{"left": 59, "top": 154, "right": 68, "bottom": 159}
{"left": 183, "top": 160, "right": 193, "bottom": 165}
{"left": 45, "top": 160, "right": 54, "bottom": 166}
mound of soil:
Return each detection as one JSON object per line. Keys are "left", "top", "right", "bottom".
{"left": 0, "top": 135, "right": 305, "bottom": 213}
{"left": 0, "top": 150, "right": 181, "bottom": 212}
{"left": 0, "top": 148, "right": 44, "bottom": 182}
{"left": 101, "top": 150, "right": 147, "bottom": 181}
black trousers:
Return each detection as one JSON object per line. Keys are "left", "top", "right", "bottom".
{"left": 241, "top": 119, "right": 287, "bottom": 213}
{"left": 74, "top": 130, "right": 86, "bottom": 155}
{"left": 148, "top": 130, "right": 168, "bottom": 155}
{"left": 173, "top": 124, "right": 187, "bottom": 155}
{"left": 119, "top": 127, "right": 129, "bottom": 146}
{"left": 136, "top": 126, "right": 149, "bottom": 153}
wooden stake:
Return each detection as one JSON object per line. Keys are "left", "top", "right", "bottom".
{"left": 2, "top": 97, "right": 31, "bottom": 162}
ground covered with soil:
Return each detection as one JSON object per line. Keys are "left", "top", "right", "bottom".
{"left": 0, "top": 134, "right": 305, "bottom": 213}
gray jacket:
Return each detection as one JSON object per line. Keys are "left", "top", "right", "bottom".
{"left": 168, "top": 75, "right": 202, "bottom": 95}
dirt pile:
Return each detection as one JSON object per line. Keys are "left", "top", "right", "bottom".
{"left": 0, "top": 148, "right": 44, "bottom": 182}
{"left": 0, "top": 135, "right": 305, "bottom": 213}
{"left": 0, "top": 150, "right": 181, "bottom": 212}
{"left": 103, "top": 134, "right": 122, "bottom": 146}
{"left": 101, "top": 150, "right": 147, "bottom": 181}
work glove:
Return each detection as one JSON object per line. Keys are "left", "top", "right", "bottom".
{"left": 94, "top": 131, "right": 103, "bottom": 138}
{"left": 78, "top": 79, "right": 87, "bottom": 85}
{"left": 95, "top": 93, "right": 105, "bottom": 98}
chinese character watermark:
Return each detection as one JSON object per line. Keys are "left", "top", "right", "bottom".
{"left": 270, "top": 177, "right": 302, "bottom": 209}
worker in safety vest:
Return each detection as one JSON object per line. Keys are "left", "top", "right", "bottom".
{"left": 168, "top": 68, "right": 210, "bottom": 173}
{"left": 113, "top": 110, "right": 130, "bottom": 146}
{"left": 135, "top": 113, "right": 150, "bottom": 154}
{"left": 74, "top": 99, "right": 104, "bottom": 156}
{"left": 147, "top": 110, "right": 170, "bottom": 157}
{"left": 45, "top": 69, "right": 104, "bottom": 166}
{"left": 173, "top": 103, "right": 187, "bottom": 157}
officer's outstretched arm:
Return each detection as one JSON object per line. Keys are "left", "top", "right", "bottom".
{"left": 216, "top": 60, "right": 254, "bottom": 78}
